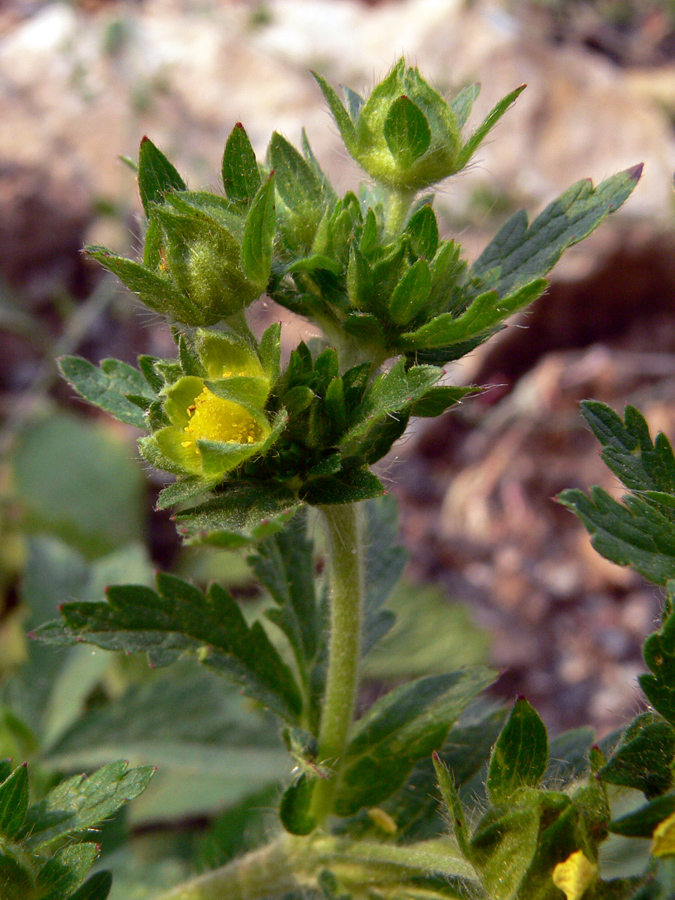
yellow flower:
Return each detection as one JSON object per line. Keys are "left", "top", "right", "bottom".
{"left": 651, "top": 811, "right": 675, "bottom": 857}
{"left": 552, "top": 851, "right": 597, "bottom": 900}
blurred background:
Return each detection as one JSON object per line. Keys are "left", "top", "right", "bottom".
{"left": 2, "top": 1, "right": 675, "bottom": 865}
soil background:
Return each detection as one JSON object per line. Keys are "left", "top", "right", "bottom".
{"left": 4, "top": 0, "right": 675, "bottom": 738}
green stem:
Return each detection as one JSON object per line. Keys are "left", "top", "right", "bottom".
{"left": 383, "top": 187, "right": 415, "bottom": 238}
{"left": 158, "top": 836, "right": 301, "bottom": 900}
{"left": 311, "top": 502, "right": 365, "bottom": 824}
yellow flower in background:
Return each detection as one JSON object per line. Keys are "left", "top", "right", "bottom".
{"left": 552, "top": 851, "right": 597, "bottom": 900}
{"left": 651, "top": 811, "right": 675, "bottom": 857}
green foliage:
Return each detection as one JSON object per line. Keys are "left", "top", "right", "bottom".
{"left": 18, "top": 58, "right": 652, "bottom": 900}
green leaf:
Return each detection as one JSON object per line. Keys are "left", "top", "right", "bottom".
{"left": 362, "top": 495, "right": 407, "bottom": 656}
{"left": 409, "top": 385, "right": 477, "bottom": 418}
{"left": 58, "top": 356, "right": 154, "bottom": 428}
{"left": 402, "top": 279, "right": 547, "bottom": 350}
{"left": 559, "top": 486, "right": 675, "bottom": 586}
{"left": 470, "top": 797, "right": 542, "bottom": 900}
{"left": 433, "top": 752, "right": 471, "bottom": 857}
{"left": 155, "top": 477, "right": 217, "bottom": 510}
{"left": 12, "top": 412, "right": 145, "bottom": 559}
{"left": 300, "top": 465, "right": 384, "bottom": 506}
{"left": 383, "top": 95, "right": 431, "bottom": 166}
{"left": 610, "top": 791, "right": 675, "bottom": 838}
{"left": 37, "top": 842, "right": 99, "bottom": 900}
{"left": 250, "top": 509, "right": 320, "bottom": 695}
{"left": 334, "top": 668, "right": 495, "bottom": 816}
{"left": 487, "top": 697, "right": 548, "bottom": 804}
{"left": 0, "top": 764, "right": 28, "bottom": 839}
{"left": 23, "top": 761, "right": 153, "bottom": 849}
{"left": 279, "top": 774, "right": 317, "bottom": 835}
{"left": 455, "top": 85, "right": 525, "bottom": 171}
{"left": 35, "top": 572, "right": 303, "bottom": 724}
{"left": 174, "top": 484, "right": 301, "bottom": 548}
{"left": 138, "top": 137, "right": 186, "bottom": 218}
{"left": 268, "top": 132, "right": 327, "bottom": 250}
{"left": 222, "top": 123, "right": 261, "bottom": 204}
{"left": 241, "top": 174, "right": 276, "bottom": 286}
{"left": 471, "top": 165, "right": 643, "bottom": 298}
{"left": 340, "top": 360, "right": 442, "bottom": 457}
{"left": 406, "top": 204, "right": 439, "bottom": 259}
{"left": 598, "top": 713, "right": 675, "bottom": 798}
{"left": 389, "top": 259, "right": 432, "bottom": 325}
{"left": 67, "top": 872, "right": 112, "bottom": 900}
{"left": 42, "top": 671, "right": 288, "bottom": 823}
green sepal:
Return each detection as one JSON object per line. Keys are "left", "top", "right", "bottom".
{"left": 241, "top": 173, "right": 276, "bottom": 286}
{"left": 174, "top": 484, "right": 301, "bottom": 548}
{"left": 450, "top": 83, "right": 480, "bottom": 129}
{"left": 85, "top": 246, "right": 197, "bottom": 323}
{"left": 455, "top": 85, "right": 526, "bottom": 171}
{"left": 268, "top": 132, "right": 328, "bottom": 252}
{"left": 433, "top": 751, "right": 471, "bottom": 857}
{"left": 0, "top": 763, "right": 28, "bottom": 839}
{"left": 222, "top": 122, "right": 261, "bottom": 204}
{"left": 333, "top": 667, "right": 495, "bottom": 816}
{"left": 389, "top": 259, "right": 432, "bottom": 325}
{"left": 155, "top": 476, "right": 218, "bottom": 510}
{"left": 138, "top": 136, "right": 186, "bottom": 217}
{"left": 311, "top": 71, "right": 357, "bottom": 155}
{"left": 58, "top": 356, "right": 155, "bottom": 428}
{"left": 258, "top": 322, "right": 282, "bottom": 383}
{"left": 406, "top": 203, "right": 439, "bottom": 259}
{"left": 487, "top": 697, "right": 548, "bottom": 805}
{"left": 383, "top": 95, "right": 431, "bottom": 168}
{"left": 279, "top": 774, "right": 317, "bottom": 835}
{"left": 610, "top": 791, "right": 675, "bottom": 838}
{"left": 598, "top": 713, "right": 675, "bottom": 798}
{"left": 34, "top": 573, "right": 303, "bottom": 724}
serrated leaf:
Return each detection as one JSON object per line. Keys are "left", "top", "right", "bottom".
{"left": 487, "top": 697, "right": 548, "bottom": 804}
{"left": 58, "top": 356, "right": 154, "bottom": 428}
{"left": 23, "top": 761, "right": 153, "bottom": 849}
{"left": 383, "top": 95, "right": 431, "bottom": 166}
{"left": 222, "top": 123, "right": 261, "bottom": 203}
{"left": 0, "top": 764, "right": 28, "bottom": 839}
{"left": 402, "top": 279, "right": 547, "bottom": 350}
{"left": 241, "top": 174, "right": 276, "bottom": 285}
{"left": 559, "top": 487, "right": 675, "bottom": 586}
{"left": 138, "top": 137, "right": 186, "bottom": 218}
{"left": 471, "top": 165, "right": 643, "bottom": 298}
{"left": 38, "top": 842, "right": 99, "bottom": 900}
{"left": 334, "top": 668, "right": 495, "bottom": 816}
{"left": 35, "top": 573, "right": 303, "bottom": 724}
{"left": 174, "top": 484, "right": 301, "bottom": 548}
{"left": 340, "top": 360, "right": 441, "bottom": 457}
{"left": 598, "top": 713, "right": 675, "bottom": 798}
{"left": 362, "top": 495, "right": 407, "bottom": 656}
{"left": 300, "top": 465, "right": 384, "bottom": 506}
{"left": 250, "top": 509, "right": 319, "bottom": 695}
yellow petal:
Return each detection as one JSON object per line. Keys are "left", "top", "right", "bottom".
{"left": 651, "top": 811, "right": 675, "bottom": 857}
{"left": 552, "top": 850, "right": 598, "bottom": 900}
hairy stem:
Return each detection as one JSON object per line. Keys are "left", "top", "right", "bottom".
{"left": 311, "top": 502, "right": 365, "bottom": 824}
{"left": 159, "top": 836, "right": 301, "bottom": 900}
{"left": 383, "top": 187, "right": 415, "bottom": 238}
